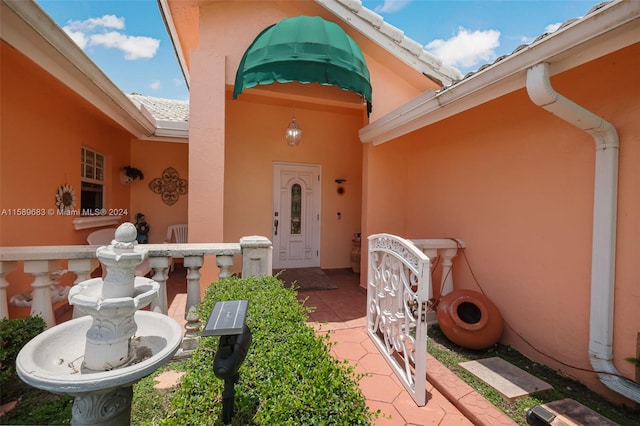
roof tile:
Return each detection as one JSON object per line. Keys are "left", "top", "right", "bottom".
{"left": 126, "top": 94, "right": 189, "bottom": 123}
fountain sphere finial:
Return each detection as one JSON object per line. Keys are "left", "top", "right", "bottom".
{"left": 115, "top": 222, "right": 138, "bottom": 244}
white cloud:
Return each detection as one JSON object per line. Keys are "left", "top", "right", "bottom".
{"left": 375, "top": 0, "right": 411, "bottom": 14}
{"left": 520, "top": 35, "right": 534, "bottom": 44}
{"left": 150, "top": 80, "right": 161, "bottom": 90}
{"left": 544, "top": 22, "right": 563, "bottom": 34}
{"left": 63, "top": 28, "right": 88, "bottom": 49}
{"left": 172, "top": 78, "right": 184, "bottom": 87}
{"left": 61, "top": 15, "right": 159, "bottom": 61}
{"left": 90, "top": 32, "right": 160, "bottom": 60}
{"left": 425, "top": 27, "right": 500, "bottom": 69}
{"left": 65, "top": 15, "right": 124, "bottom": 32}
{"left": 518, "top": 21, "right": 564, "bottom": 47}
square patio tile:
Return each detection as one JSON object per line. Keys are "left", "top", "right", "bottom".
{"left": 459, "top": 357, "right": 552, "bottom": 401}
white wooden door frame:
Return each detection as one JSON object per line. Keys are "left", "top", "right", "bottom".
{"left": 272, "top": 162, "right": 321, "bottom": 269}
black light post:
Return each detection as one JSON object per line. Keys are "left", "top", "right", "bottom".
{"left": 202, "top": 300, "right": 252, "bottom": 425}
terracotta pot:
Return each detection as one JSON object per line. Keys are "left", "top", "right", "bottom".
{"left": 436, "top": 289, "right": 504, "bottom": 350}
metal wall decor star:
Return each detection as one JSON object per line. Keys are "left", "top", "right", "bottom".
{"left": 148, "top": 167, "right": 188, "bottom": 206}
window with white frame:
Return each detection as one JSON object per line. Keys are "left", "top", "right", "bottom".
{"left": 81, "top": 147, "right": 105, "bottom": 212}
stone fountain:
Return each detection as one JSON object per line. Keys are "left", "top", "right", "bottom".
{"left": 16, "top": 223, "right": 183, "bottom": 425}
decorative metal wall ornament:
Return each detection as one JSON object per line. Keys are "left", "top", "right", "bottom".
{"left": 148, "top": 167, "right": 188, "bottom": 206}
{"left": 55, "top": 184, "right": 76, "bottom": 213}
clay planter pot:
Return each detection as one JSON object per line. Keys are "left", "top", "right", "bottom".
{"left": 436, "top": 289, "right": 504, "bottom": 350}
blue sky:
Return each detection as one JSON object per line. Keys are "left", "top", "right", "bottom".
{"left": 36, "top": 0, "right": 602, "bottom": 101}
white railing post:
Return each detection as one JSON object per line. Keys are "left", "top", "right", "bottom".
{"left": 240, "top": 236, "right": 273, "bottom": 277}
{"left": 0, "top": 261, "right": 16, "bottom": 320}
{"left": 23, "top": 260, "right": 59, "bottom": 328}
{"left": 215, "top": 255, "right": 234, "bottom": 279}
{"left": 149, "top": 256, "right": 171, "bottom": 314}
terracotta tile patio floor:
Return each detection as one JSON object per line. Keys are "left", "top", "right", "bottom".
{"left": 166, "top": 267, "right": 516, "bottom": 426}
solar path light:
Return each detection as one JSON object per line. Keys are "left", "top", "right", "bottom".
{"left": 202, "top": 299, "right": 252, "bottom": 425}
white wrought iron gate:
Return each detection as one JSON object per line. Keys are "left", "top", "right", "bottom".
{"left": 367, "top": 233, "right": 431, "bottom": 406}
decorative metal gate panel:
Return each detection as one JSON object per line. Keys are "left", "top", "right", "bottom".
{"left": 367, "top": 234, "right": 431, "bottom": 406}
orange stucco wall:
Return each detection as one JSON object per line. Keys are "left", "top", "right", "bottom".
{"left": 1, "top": 43, "right": 189, "bottom": 319}
{"left": 0, "top": 43, "right": 132, "bottom": 247}
{"left": 184, "top": 1, "right": 433, "bottom": 283}
{"left": 364, "top": 43, "right": 640, "bottom": 402}
{"left": 1, "top": 42, "right": 138, "bottom": 318}
{"left": 225, "top": 93, "right": 364, "bottom": 270}
{"left": 130, "top": 140, "right": 188, "bottom": 244}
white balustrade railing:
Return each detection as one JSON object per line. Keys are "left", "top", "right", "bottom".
{"left": 0, "top": 236, "right": 273, "bottom": 332}
{"left": 410, "top": 238, "right": 465, "bottom": 299}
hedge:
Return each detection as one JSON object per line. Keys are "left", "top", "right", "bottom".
{"left": 162, "top": 275, "right": 375, "bottom": 425}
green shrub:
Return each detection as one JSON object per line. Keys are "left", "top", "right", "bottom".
{"left": 0, "top": 316, "right": 46, "bottom": 392}
{"left": 163, "top": 275, "right": 374, "bottom": 425}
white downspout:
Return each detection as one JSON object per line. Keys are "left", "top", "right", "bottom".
{"left": 526, "top": 63, "right": 640, "bottom": 403}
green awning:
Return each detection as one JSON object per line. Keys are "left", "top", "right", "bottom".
{"left": 233, "top": 16, "right": 372, "bottom": 114}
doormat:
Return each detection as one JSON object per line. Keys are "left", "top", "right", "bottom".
{"left": 274, "top": 268, "right": 338, "bottom": 291}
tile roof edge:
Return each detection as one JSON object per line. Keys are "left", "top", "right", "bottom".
{"left": 126, "top": 93, "right": 189, "bottom": 125}
{"left": 448, "top": 1, "right": 615, "bottom": 87}
{"left": 315, "top": 0, "right": 462, "bottom": 86}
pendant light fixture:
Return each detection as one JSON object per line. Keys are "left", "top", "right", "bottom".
{"left": 285, "top": 115, "right": 302, "bottom": 146}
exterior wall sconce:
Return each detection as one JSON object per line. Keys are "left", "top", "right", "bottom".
{"left": 285, "top": 116, "right": 302, "bottom": 146}
{"left": 335, "top": 178, "right": 346, "bottom": 195}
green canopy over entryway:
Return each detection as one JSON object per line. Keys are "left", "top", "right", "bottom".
{"left": 233, "top": 16, "right": 372, "bottom": 113}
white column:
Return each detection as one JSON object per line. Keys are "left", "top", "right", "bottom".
{"left": 0, "top": 261, "right": 16, "bottom": 319}
{"left": 149, "top": 256, "right": 171, "bottom": 314}
{"left": 24, "top": 260, "right": 58, "bottom": 328}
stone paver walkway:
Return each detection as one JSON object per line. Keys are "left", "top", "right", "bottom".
{"left": 299, "top": 269, "right": 515, "bottom": 426}
{"left": 166, "top": 267, "right": 515, "bottom": 426}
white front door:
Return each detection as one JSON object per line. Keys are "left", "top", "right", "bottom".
{"left": 272, "top": 163, "right": 321, "bottom": 269}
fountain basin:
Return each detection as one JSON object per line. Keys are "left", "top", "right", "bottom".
{"left": 16, "top": 311, "right": 182, "bottom": 395}
{"left": 69, "top": 277, "right": 158, "bottom": 314}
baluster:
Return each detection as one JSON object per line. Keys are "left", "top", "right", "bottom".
{"left": 183, "top": 255, "right": 203, "bottom": 315}
{"left": 181, "top": 255, "right": 203, "bottom": 352}
{"left": 149, "top": 256, "right": 170, "bottom": 314}
{"left": 24, "top": 260, "right": 58, "bottom": 328}
{"left": 439, "top": 248, "right": 459, "bottom": 297}
{"left": 0, "top": 261, "right": 16, "bottom": 320}
{"left": 68, "top": 258, "right": 98, "bottom": 319}
{"left": 216, "top": 255, "right": 233, "bottom": 279}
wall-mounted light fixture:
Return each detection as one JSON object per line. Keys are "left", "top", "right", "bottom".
{"left": 335, "top": 178, "right": 346, "bottom": 195}
{"left": 335, "top": 179, "right": 346, "bottom": 184}
{"left": 285, "top": 115, "right": 302, "bottom": 146}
